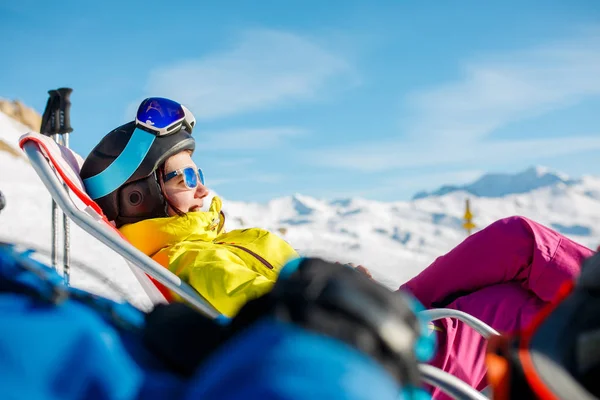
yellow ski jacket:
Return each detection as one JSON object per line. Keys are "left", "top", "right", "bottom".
{"left": 119, "top": 196, "right": 299, "bottom": 317}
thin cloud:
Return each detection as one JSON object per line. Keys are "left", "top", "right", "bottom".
{"left": 311, "top": 170, "right": 485, "bottom": 200}
{"left": 140, "top": 29, "right": 358, "bottom": 120}
{"left": 309, "top": 135, "right": 600, "bottom": 172}
{"left": 214, "top": 158, "right": 256, "bottom": 168}
{"left": 198, "top": 127, "right": 306, "bottom": 150}
{"left": 254, "top": 173, "right": 284, "bottom": 184}
{"left": 205, "top": 178, "right": 236, "bottom": 187}
{"left": 205, "top": 172, "right": 285, "bottom": 187}
{"left": 309, "top": 29, "right": 600, "bottom": 172}
{"left": 405, "top": 29, "right": 600, "bottom": 143}
{"left": 382, "top": 169, "right": 485, "bottom": 189}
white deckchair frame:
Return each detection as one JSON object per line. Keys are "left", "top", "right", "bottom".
{"left": 419, "top": 308, "right": 497, "bottom": 400}
{"left": 422, "top": 308, "right": 500, "bottom": 338}
{"left": 420, "top": 364, "right": 489, "bottom": 400}
{"left": 20, "top": 132, "right": 496, "bottom": 399}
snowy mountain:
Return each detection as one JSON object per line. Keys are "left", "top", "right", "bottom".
{"left": 413, "top": 166, "right": 579, "bottom": 199}
{"left": 1, "top": 109, "right": 599, "bottom": 309}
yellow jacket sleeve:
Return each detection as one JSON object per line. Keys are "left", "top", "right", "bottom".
{"left": 167, "top": 246, "right": 276, "bottom": 317}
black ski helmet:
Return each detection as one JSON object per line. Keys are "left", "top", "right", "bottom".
{"left": 80, "top": 121, "right": 195, "bottom": 227}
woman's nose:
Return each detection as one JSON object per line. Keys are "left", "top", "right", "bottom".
{"left": 195, "top": 183, "right": 209, "bottom": 199}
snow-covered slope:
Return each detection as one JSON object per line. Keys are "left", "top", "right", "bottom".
{"left": 220, "top": 181, "right": 600, "bottom": 288}
{"left": 1, "top": 110, "right": 599, "bottom": 307}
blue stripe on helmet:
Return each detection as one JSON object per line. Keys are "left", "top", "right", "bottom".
{"left": 83, "top": 128, "right": 156, "bottom": 199}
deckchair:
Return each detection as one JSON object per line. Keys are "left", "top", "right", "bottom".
{"left": 19, "top": 131, "right": 220, "bottom": 318}
{"left": 19, "top": 131, "right": 495, "bottom": 400}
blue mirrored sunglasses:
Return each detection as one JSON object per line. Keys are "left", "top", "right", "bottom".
{"left": 163, "top": 167, "right": 205, "bottom": 189}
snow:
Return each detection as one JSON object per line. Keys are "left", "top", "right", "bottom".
{"left": 1, "top": 110, "right": 599, "bottom": 309}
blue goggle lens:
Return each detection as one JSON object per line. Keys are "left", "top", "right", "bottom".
{"left": 136, "top": 97, "right": 185, "bottom": 130}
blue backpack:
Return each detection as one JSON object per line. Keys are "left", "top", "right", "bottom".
{"left": 0, "top": 242, "right": 433, "bottom": 400}
{"left": 0, "top": 242, "right": 187, "bottom": 400}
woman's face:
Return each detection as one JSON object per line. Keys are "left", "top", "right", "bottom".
{"left": 162, "top": 151, "right": 209, "bottom": 216}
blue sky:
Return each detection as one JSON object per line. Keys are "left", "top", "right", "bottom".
{"left": 2, "top": 1, "right": 600, "bottom": 202}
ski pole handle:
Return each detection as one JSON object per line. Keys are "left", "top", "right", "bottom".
{"left": 40, "top": 89, "right": 60, "bottom": 136}
{"left": 57, "top": 87, "right": 73, "bottom": 134}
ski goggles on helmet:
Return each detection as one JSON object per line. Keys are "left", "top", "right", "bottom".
{"left": 164, "top": 167, "right": 205, "bottom": 189}
{"left": 136, "top": 97, "right": 196, "bottom": 136}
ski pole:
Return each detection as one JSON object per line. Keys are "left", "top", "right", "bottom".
{"left": 57, "top": 87, "right": 73, "bottom": 285}
{"left": 40, "top": 90, "right": 61, "bottom": 271}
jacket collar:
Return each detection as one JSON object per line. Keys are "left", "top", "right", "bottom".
{"left": 119, "top": 196, "right": 224, "bottom": 256}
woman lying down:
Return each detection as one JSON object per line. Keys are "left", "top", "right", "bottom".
{"left": 80, "top": 97, "right": 594, "bottom": 398}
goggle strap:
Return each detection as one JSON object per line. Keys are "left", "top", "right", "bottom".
{"left": 83, "top": 128, "right": 155, "bottom": 199}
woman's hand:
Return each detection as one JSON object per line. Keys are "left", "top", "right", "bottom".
{"left": 336, "top": 262, "right": 373, "bottom": 279}
{"left": 354, "top": 264, "right": 373, "bottom": 279}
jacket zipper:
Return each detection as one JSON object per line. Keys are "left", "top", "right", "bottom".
{"left": 217, "top": 242, "right": 274, "bottom": 270}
